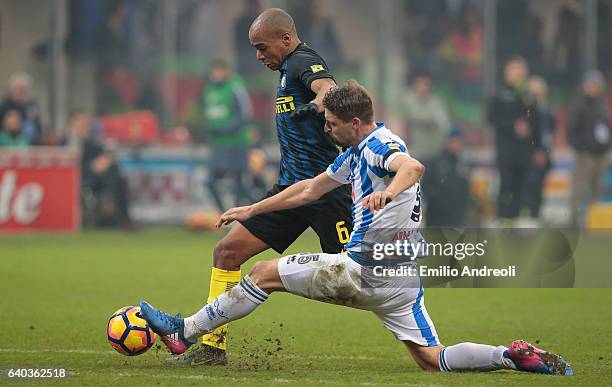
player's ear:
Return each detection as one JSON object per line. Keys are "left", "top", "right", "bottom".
{"left": 281, "top": 32, "right": 292, "bottom": 46}
{"left": 352, "top": 117, "right": 361, "bottom": 131}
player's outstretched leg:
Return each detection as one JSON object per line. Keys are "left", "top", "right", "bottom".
{"left": 140, "top": 259, "right": 283, "bottom": 363}
{"left": 166, "top": 224, "right": 270, "bottom": 366}
{"left": 405, "top": 340, "right": 572, "bottom": 376}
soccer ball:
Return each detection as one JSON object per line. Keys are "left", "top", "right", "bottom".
{"left": 107, "top": 306, "right": 156, "bottom": 356}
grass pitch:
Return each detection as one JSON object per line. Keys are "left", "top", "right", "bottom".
{"left": 0, "top": 228, "right": 611, "bottom": 386}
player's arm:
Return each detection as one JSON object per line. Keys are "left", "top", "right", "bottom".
{"left": 216, "top": 172, "right": 342, "bottom": 227}
{"left": 289, "top": 52, "right": 337, "bottom": 120}
{"left": 310, "top": 78, "right": 336, "bottom": 111}
{"left": 362, "top": 154, "right": 425, "bottom": 212}
{"left": 290, "top": 78, "right": 336, "bottom": 120}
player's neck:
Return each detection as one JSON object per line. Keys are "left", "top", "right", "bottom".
{"left": 351, "top": 122, "right": 378, "bottom": 148}
{"left": 285, "top": 39, "right": 301, "bottom": 57}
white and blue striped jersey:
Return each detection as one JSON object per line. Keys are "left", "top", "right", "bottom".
{"left": 326, "top": 122, "right": 423, "bottom": 262}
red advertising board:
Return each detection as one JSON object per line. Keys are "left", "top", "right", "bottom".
{"left": 0, "top": 148, "right": 80, "bottom": 232}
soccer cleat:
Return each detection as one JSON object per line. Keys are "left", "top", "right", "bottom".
{"left": 506, "top": 339, "right": 573, "bottom": 376}
{"left": 138, "top": 301, "right": 194, "bottom": 355}
{"left": 165, "top": 343, "right": 228, "bottom": 366}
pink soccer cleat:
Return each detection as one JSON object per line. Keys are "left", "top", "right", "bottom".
{"left": 505, "top": 339, "right": 573, "bottom": 376}
{"left": 138, "top": 301, "right": 195, "bottom": 355}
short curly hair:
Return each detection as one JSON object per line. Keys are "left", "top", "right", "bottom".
{"left": 323, "top": 80, "right": 373, "bottom": 123}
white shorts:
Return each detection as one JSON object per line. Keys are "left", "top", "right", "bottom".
{"left": 277, "top": 252, "right": 440, "bottom": 346}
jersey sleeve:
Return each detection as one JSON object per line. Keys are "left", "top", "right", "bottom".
{"left": 326, "top": 149, "right": 352, "bottom": 184}
{"left": 365, "top": 138, "right": 409, "bottom": 172}
{"left": 290, "top": 51, "right": 334, "bottom": 89}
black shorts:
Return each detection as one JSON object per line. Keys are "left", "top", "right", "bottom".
{"left": 240, "top": 184, "right": 353, "bottom": 254}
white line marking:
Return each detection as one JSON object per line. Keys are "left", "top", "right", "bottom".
{"left": 0, "top": 349, "right": 418, "bottom": 386}
{"left": 0, "top": 348, "right": 382, "bottom": 361}
{"left": 87, "top": 372, "right": 411, "bottom": 385}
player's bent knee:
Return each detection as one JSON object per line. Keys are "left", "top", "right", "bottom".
{"left": 249, "top": 259, "right": 284, "bottom": 293}
{"left": 212, "top": 225, "right": 268, "bottom": 270}
{"left": 213, "top": 239, "right": 245, "bottom": 270}
{"left": 403, "top": 341, "right": 443, "bottom": 372}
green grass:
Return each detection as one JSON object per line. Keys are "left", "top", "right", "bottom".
{"left": 0, "top": 228, "right": 610, "bottom": 386}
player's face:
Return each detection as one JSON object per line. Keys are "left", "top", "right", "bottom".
{"left": 249, "top": 29, "right": 289, "bottom": 71}
{"left": 324, "top": 110, "right": 357, "bottom": 147}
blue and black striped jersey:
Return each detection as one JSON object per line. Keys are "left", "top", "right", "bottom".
{"left": 275, "top": 43, "right": 340, "bottom": 185}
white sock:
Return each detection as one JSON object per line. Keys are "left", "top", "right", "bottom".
{"left": 183, "top": 275, "right": 268, "bottom": 341}
{"left": 439, "top": 343, "right": 515, "bottom": 372}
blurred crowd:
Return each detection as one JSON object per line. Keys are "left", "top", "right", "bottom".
{"left": 1, "top": 0, "right": 611, "bottom": 229}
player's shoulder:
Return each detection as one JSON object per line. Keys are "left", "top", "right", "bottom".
{"left": 329, "top": 147, "right": 354, "bottom": 173}
{"left": 332, "top": 146, "right": 354, "bottom": 164}
{"left": 290, "top": 43, "right": 325, "bottom": 61}
{"left": 287, "top": 43, "right": 328, "bottom": 72}
{"left": 375, "top": 127, "right": 405, "bottom": 145}
{"left": 364, "top": 126, "right": 407, "bottom": 155}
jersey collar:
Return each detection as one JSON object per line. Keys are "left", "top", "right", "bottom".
{"left": 280, "top": 42, "right": 305, "bottom": 71}
{"left": 355, "top": 122, "right": 384, "bottom": 152}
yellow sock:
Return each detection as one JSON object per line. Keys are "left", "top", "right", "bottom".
{"left": 201, "top": 267, "right": 241, "bottom": 350}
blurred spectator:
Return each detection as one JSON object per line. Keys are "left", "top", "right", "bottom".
{"left": 97, "top": 65, "right": 140, "bottom": 114}
{"left": 0, "top": 109, "right": 29, "bottom": 148}
{"left": 0, "top": 72, "right": 43, "bottom": 145}
{"left": 65, "top": 110, "right": 131, "bottom": 228}
{"left": 401, "top": 72, "right": 450, "bottom": 160}
{"left": 422, "top": 127, "right": 471, "bottom": 227}
{"left": 437, "top": 6, "right": 483, "bottom": 86}
{"left": 567, "top": 70, "right": 611, "bottom": 226}
{"left": 96, "top": 1, "right": 129, "bottom": 71}
{"left": 201, "top": 60, "right": 255, "bottom": 212}
{"left": 293, "top": 0, "right": 344, "bottom": 70}
{"left": 597, "top": 0, "right": 612, "bottom": 72}
{"left": 234, "top": 0, "right": 263, "bottom": 76}
{"left": 95, "top": 1, "right": 136, "bottom": 114}
{"left": 487, "top": 57, "right": 542, "bottom": 222}
{"left": 555, "top": 6, "right": 582, "bottom": 78}
{"left": 523, "top": 76, "right": 555, "bottom": 221}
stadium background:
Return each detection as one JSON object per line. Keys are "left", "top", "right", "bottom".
{"left": 1, "top": 0, "right": 611, "bottom": 228}
{"left": 1, "top": 1, "right": 612, "bottom": 385}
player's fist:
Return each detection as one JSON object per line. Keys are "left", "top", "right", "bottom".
{"left": 215, "top": 205, "right": 255, "bottom": 228}
{"left": 362, "top": 191, "right": 394, "bottom": 212}
{"left": 290, "top": 103, "right": 319, "bottom": 121}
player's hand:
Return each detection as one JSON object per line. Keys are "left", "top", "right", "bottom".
{"left": 289, "top": 103, "right": 319, "bottom": 121}
{"left": 362, "top": 191, "right": 394, "bottom": 212}
{"left": 215, "top": 205, "right": 255, "bottom": 228}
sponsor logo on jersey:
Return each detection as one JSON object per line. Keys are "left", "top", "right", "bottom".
{"left": 276, "top": 96, "right": 296, "bottom": 114}
{"left": 310, "top": 64, "right": 325, "bottom": 73}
